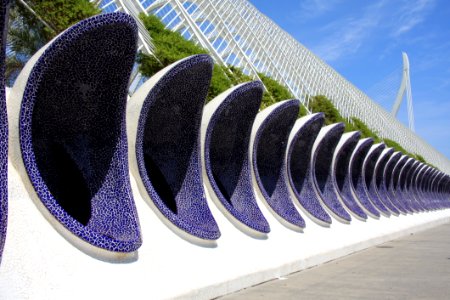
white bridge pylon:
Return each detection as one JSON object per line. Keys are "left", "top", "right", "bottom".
{"left": 392, "top": 52, "right": 415, "bottom": 132}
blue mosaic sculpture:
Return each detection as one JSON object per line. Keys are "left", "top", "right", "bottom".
{"left": 349, "top": 138, "right": 380, "bottom": 218}
{"left": 388, "top": 155, "right": 412, "bottom": 214}
{"left": 0, "top": 0, "right": 10, "bottom": 263}
{"left": 202, "top": 82, "right": 270, "bottom": 236}
{"left": 427, "top": 169, "right": 441, "bottom": 209}
{"left": 435, "top": 173, "right": 449, "bottom": 208}
{"left": 128, "top": 54, "right": 220, "bottom": 243}
{"left": 421, "top": 167, "right": 436, "bottom": 209}
{"left": 12, "top": 13, "right": 142, "bottom": 253}
{"left": 373, "top": 148, "right": 400, "bottom": 215}
{"left": 397, "top": 158, "right": 418, "bottom": 212}
{"left": 251, "top": 100, "right": 306, "bottom": 231}
{"left": 286, "top": 113, "right": 332, "bottom": 226}
{"left": 363, "top": 143, "right": 390, "bottom": 217}
{"left": 332, "top": 131, "right": 367, "bottom": 221}
{"left": 382, "top": 151, "right": 407, "bottom": 214}
{"left": 410, "top": 161, "right": 428, "bottom": 211}
{"left": 414, "top": 164, "right": 430, "bottom": 211}
{"left": 310, "top": 123, "right": 351, "bottom": 223}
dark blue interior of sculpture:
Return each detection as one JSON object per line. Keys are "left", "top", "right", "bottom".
{"left": 333, "top": 132, "right": 367, "bottom": 220}
{"left": 407, "top": 162, "right": 424, "bottom": 211}
{"left": 313, "top": 123, "right": 351, "bottom": 222}
{"left": 0, "top": 0, "right": 10, "bottom": 262}
{"left": 20, "top": 13, "right": 142, "bottom": 252}
{"left": 388, "top": 155, "right": 410, "bottom": 213}
{"left": 137, "top": 54, "right": 220, "bottom": 240}
{"left": 365, "top": 146, "right": 385, "bottom": 189}
{"left": 336, "top": 136, "right": 359, "bottom": 192}
{"left": 398, "top": 159, "right": 414, "bottom": 211}
{"left": 256, "top": 102, "right": 298, "bottom": 197}
{"left": 289, "top": 115, "right": 324, "bottom": 194}
{"left": 411, "top": 164, "right": 427, "bottom": 210}
{"left": 351, "top": 141, "right": 373, "bottom": 189}
{"left": 205, "top": 81, "right": 270, "bottom": 233}
{"left": 254, "top": 100, "right": 306, "bottom": 228}
{"left": 350, "top": 139, "right": 380, "bottom": 217}
{"left": 392, "top": 157, "right": 408, "bottom": 191}
{"left": 384, "top": 153, "right": 401, "bottom": 191}
{"left": 364, "top": 145, "right": 389, "bottom": 215}
{"left": 287, "top": 113, "right": 332, "bottom": 224}
{"left": 375, "top": 150, "right": 393, "bottom": 190}
{"left": 373, "top": 149, "right": 400, "bottom": 215}
{"left": 315, "top": 124, "right": 344, "bottom": 193}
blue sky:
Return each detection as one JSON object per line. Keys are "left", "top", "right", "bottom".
{"left": 249, "top": 0, "right": 450, "bottom": 159}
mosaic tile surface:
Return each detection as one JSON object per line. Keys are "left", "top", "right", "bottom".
{"left": 204, "top": 82, "right": 270, "bottom": 234}
{"left": 311, "top": 123, "right": 351, "bottom": 222}
{"left": 20, "top": 13, "right": 142, "bottom": 252}
{"left": 410, "top": 164, "right": 427, "bottom": 210}
{"left": 349, "top": 139, "right": 380, "bottom": 218}
{"left": 0, "top": 0, "right": 10, "bottom": 262}
{"left": 373, "top": 148, "right": 400, "bottom": 215}
{"left": 287, "top": 113, "right": 332, "bottom": 225}
{"left": 135, "top": 54, "right": 220, "bottom": 240}
{"left": 253, "top": 100, "right": 306, "bottom": 229}
{"left": 388, "top": 156, "right": 412, "bottom": 214}
{"left": 399, "top": 159, "right": 420, "bottom": 212}
{"left": 363, "top": 144, "right": 390, "bottom": 216}
{"left": 332, "top": 132, "right": 367, "bottom": 220}
{"left": 382, "top": 152, "right": 407, "bottom": 214}
{"left": 410, "top": 162, "right": 428, "bottom": 211}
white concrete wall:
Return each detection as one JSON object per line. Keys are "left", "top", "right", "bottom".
{"left": 1, "top": 158, "right": 449, "bottom": 300}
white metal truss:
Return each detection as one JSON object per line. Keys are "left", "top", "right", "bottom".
{"left": 98, "top": 0, "right": 450, "bottom": 173}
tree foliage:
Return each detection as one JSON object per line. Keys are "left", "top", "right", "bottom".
{"left": 6, "top": 0, "right": 99, "bottom": 85}
{"left": 350, "top": 117, "right": 381, "bottom": 143}
{"left": 308, "top": 95, "right": 345, "bottom": 125}
{"left": 137, "top": 15, "right": 433, "bottom": 166}
{"left": 138, "top": 14, "right": 309, "bottom": 110}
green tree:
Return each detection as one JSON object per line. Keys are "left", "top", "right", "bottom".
{"left": 350, "top": 117, "right": 381, "bottom": 143}
{"left": 308, "top": 95, "right": 345, "bottom": 125}
{"left": 138, "top": 14, "right": 310, "bottom": 107}
{"left": 6, "top": 0, "right": 99, "bottom": 85}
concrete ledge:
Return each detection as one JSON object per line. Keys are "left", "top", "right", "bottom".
{"left": 1, "top": 160, "right": 449, "bottom": 300}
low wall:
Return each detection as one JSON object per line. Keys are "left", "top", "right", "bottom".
{"left": 0, "top": 162, "right": 449, "bottom": 300}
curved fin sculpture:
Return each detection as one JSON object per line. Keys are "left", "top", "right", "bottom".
{"left": 8, "top": 13, "right": 142, "bottom": 256}
{"left": 0, "top": 0, "right": 10, "bottom": 263}
{"left": 398, "top": 158, "right": 418, "bottom": 212}
{"left": 201, "top": 81, "right": 270, "bottom": 237}
{"left": 410, "top": 163, "right": 428, "bottom": 211}
{"left": 363, "top": 143, "right": 390, "bottom": 217}
{"left": 128, "top": 54, "right": 220, "bottom": 245}
{"left": 310, "top": 123, "right": 351, "bottom": 223}
{"left": 349, "top": 138, "right": 380, "bottom": 218}
{"left": 250, "top": 99, "right": 306, "bottom": 231}
{"left": 403, "top": 160, "right": 420, "bottom": 212}
{"left": 332, "top": 131, "right": 367, "bottom": 221}
{"left": 427, "top": 169, "right": 441, "bottom": 209}
{"left": 383, "top": 152, "right": 408, "bottom": 214}
{"left": 373, "top": 148, "right": 400, "bottom": 215}
{"left": 416, "top": 165, "right": 432, "bottom": 210}
{"left": 286, "top": 113, "right": 333, "bottom": 227}
{"left": 389, "top": 155, "right": 413, "bottom": 214}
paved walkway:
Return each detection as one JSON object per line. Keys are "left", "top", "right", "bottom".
{"left": 220, "top": 222, "right": 450, "bottom": 300}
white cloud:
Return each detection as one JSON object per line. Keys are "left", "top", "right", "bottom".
{"left": 391, "top": 0, "right": 435, "bottom": 36}
{"left": 289, "top": 0, "right": 342, "bottom": 22}
{"left": 311, "top": 1, "right": 387, "bottom": 62}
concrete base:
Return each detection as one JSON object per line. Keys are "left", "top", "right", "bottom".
{"left": 1, "top": 160, "right": 449, "bottom": 299}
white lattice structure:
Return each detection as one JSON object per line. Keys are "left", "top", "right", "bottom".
{"left": 98, "top": 0, "right": 450, "bottom": 173}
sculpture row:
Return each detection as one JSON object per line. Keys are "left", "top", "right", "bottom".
{"left": 0, "top": 11, "right": 449, "bottom": 260}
